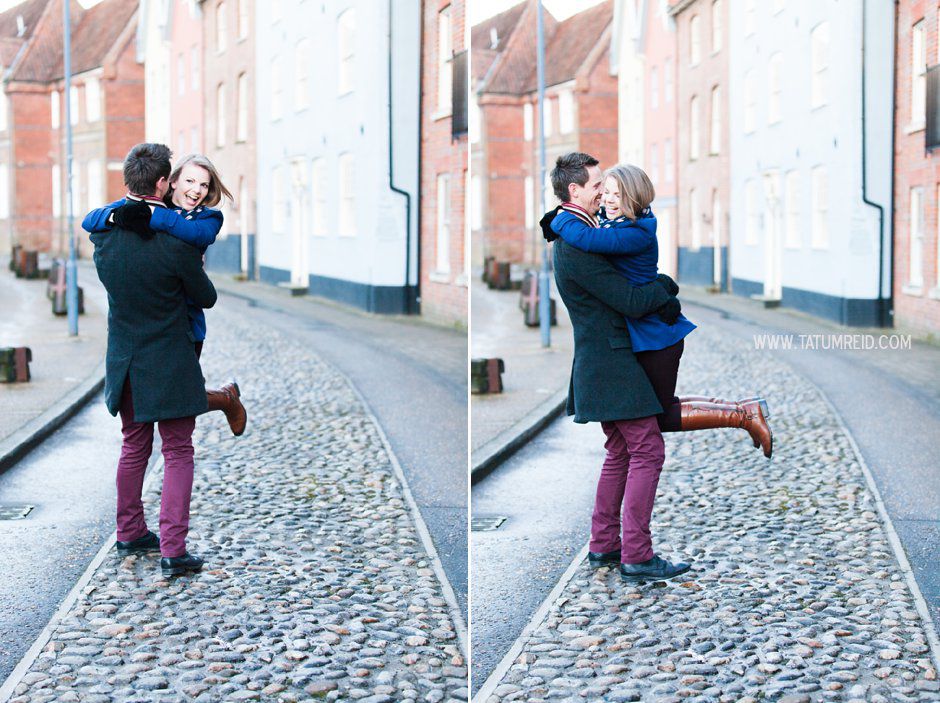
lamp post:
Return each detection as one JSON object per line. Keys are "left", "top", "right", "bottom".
{"left": 64, "top": 0, "right": 78, "bottom": 336}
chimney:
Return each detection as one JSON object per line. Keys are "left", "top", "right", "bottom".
{"left": 16, "top": 15, "right": 25, "bottom": 37}
{"left": 489, "top": 27, "right": 498, "bottom": 49}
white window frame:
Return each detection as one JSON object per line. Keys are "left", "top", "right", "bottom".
{"left": 216, "top": 0, "right": 227, "bottom": 53}
{"left": 338, "top": 9, "right": 355, "bottom": 96}
{"left": 811, "top": 165, "right": 828, "bottom": 249}
{"left": 216, "top": 83, "right": 226, "bottom": 147}
{"left": 909, "top": 187, "right": 924, "bottom": 287}
{"left": 69, "top": 86, "right": 79, "bottom": 125}
{"left": 689, "top": 95, "right": 700, "bottom": 160}
{"left": 435, "top": 174, "right": 451, "bottom": 274}
{"left": 437, "top": 5, "right": 452, "bottom": 115}
{"left": 784, "top": 170, "right": 800, "bottom": 248}
{"left": 558, "top": 89, "right": 574, "bottom": 134}
{"left": 236, "top": 72, "right": 248, "bottom": 141}
{"left": 768, "top": 53, "right": 783, "bottom": 124}
{"left": 711, "top": 0, "right": 722, "bottom": 53}
{"left": 238, "top": 0, "right": 249, "bottom": 39}
{"left": 811, "top": 22, "right": 829, "bottom": 109}
{"left": 911, "top": 20, "right": 926, "bottom": 128}
{"left": 338, "top": 153, "right": 355, "bottom": 237}
{"left": 709, "top": 86, "right": 721, "bottom": 154}
{"left": 689, "top": 15, "right": 701, "bottom": 66}
{"left": 85, "top": 77, "right": 100, "bottom": 122}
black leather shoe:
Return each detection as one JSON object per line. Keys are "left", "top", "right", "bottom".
{"left": 588, "top": 550, "right": 621, "bottom": 568}
{"left": 115, "top": 530, "right": 160, "bottom": 556}
{"left": 620, "top": 554, "right": 691, "bottom": 583}
{"left": 160, "top": 552, "right": 204, "bottom": 578}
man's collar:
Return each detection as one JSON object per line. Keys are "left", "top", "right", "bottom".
{"left": 561, "top": 202, "right": 598, "bottom": 228}
{"left": 125, "top": 192, "right": 167, "bottom": 208}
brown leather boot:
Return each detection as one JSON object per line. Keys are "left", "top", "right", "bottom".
{"left": 206, "top": 381, "right": 247, "bottom": 436}
{"left": 679, "top": 400, "right": 773, "bottom": 458}
{"left": 679, "top": 396, "right": 768, "bottom": 447}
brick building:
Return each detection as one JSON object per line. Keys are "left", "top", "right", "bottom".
{"left": 670, "top": 0, "right": 729, "bottom": 289}
{"left": 420, "top": 0, "right": 468, "bottom": 326}
{"left": 471, "top": 0, "right": 617, "bottom": 266}
{"left": 199, "top": 0, "right": 255, "bottom": 278}
{"left": 894, "top": 0, "right": 940, "bottom": 336}
{"left": 0, "top": 0, "right": 142, "bottom": 258}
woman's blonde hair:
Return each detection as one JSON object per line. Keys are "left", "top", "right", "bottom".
{"left": 604, "top": 164, "right": 655, "bottom": 221}
{"left": 166, "top": 153, "right": 233, "bottom": 209}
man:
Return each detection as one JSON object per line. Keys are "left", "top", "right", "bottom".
{"left": 543, "top": 152, "right": 691, "bottom": 582}
{"left": 90, "top": 143, "right": 213, "bottom": 578}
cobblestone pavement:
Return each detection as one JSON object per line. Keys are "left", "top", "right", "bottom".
{"left": 479, "top": 324, "right": 940, "bottom": 703}
{"left": 6, "top": 304, "right": 467, "bottom": 702}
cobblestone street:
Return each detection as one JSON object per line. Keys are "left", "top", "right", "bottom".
{"left": 5, "top": 304, "right": 466, "bottom": 702}
{"left": 475, "top": 323, "right": 940, "bottom": 702}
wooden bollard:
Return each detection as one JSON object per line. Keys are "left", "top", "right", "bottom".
{"left": 471, "top": 358, "right": 504, "bottom": 394}
{"left": 0, "top": 347, "right": 32, "bottom": 383}
{"left": 482, "top": 256, "right": 494, "bottom": 284}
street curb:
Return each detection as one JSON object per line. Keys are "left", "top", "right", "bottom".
{"left": 0, "top": 456, "right": 166, "bottom": 703}
{"left": 472, "top": 543, "right": 590, "bottom": 701}
{"left": 0, "top": 360, "right": 105, "bottom": 476}
{"left": 470, "top": 388, "right": 568, "bottom": 484}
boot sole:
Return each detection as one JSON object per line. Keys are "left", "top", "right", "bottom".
{"left": 620, "top": 566, "right": 691, "bottom": 583}
{"left": 116, "top": 546, "right": 160, "bottom": 557}
{"left": 588, "top": 560, "right": 620, "bottom": 569}
{"left": 161, "top": 564, "right": 204, "bottom": 578}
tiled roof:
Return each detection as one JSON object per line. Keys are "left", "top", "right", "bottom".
{"left": 0, "top": 0, "right": 48, "bottom": 67}
{"left": 470, "top": 1, "right": 527, "bottom": 88}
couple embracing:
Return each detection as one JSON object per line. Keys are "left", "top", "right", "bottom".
{"left": 542, "top": 152, "right": 774, "bottom": 582}
{"left": 83, "top": 143, "right": 247, "bottom": 578}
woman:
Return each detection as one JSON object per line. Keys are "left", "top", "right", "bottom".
{"left": 83, "top": 154, "right": 246, "bottom": 437}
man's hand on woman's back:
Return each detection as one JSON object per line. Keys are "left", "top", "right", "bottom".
{"left": 655, "top": 297, "right": 682, "bottom": 325}
{"left": 655, "top": 273, "right": 679, "bottom": 296}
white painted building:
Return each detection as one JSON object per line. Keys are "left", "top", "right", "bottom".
{"left": 728, "top": 0, "right": 894, "bottom": 325}
{"left": 254, "top": 0, "right": 421, "bottom": 314}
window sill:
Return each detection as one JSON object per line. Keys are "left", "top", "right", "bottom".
{"left": 432, "top": 108, "right": 452, "bottom": 122}
{"left": 902, "top": 284, "right": 923, "bottom": 296}
{"left": 905, "top": 122, "right": 925, "bottom": 135}
{"left": 429, "top": 270, "right": 451, "bottom": 284}
{"left": 928, "top": 287, "right": 940, "bottom": 300}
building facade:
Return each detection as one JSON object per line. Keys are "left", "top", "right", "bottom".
{"left": 671, "top": 0, "right": 729, "bottom": 290}
{"left": 728, "top": 0, "right": 894, "bottom": 326}
{"left": 254, "top": 0, "right": 421, "bottom": 313}
{"left": 201, "top": 0, "right": 254, "bottom": 277}
{"left": 894, "top": 0, "right": 940, "bottom": 336}
{"left": 420, "top": 0, "right": 468, "bottom": 326}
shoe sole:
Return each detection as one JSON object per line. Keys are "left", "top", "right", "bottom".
{"left": 588, "top": 560, "right": 619, "bottom": 569}
{"left": 161, "top": 564, "right": 204, "bottom": 578}
{"left": 116, "top": 547, "right": 160, "bottom": 557}
{"left": 620, "top": 567, "right": 692, "bottom": 583}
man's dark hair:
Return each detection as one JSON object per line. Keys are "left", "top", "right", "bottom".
{"left": 123, "top": 143, "right": 173, "bottom": 196}
{"left": 550, "top": 152, "right": 599, "bottom": 203}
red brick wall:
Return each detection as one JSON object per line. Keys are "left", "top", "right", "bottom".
{"left": 420, "top": 0, "right": 468, "bottom": 326}
{"left": 894, "top": 0, "right": 940, "bottom": 336}
{"left": 9, "top": 89, "right": 55, "bottom": 253}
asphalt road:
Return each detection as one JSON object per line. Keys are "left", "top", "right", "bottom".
{"left": 470, "top": 298, "right": 940, "bottom": 694}
{"left": 0, "top": 285, "right": 468, "bottom": 683}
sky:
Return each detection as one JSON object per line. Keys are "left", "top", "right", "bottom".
{"left": 470, "top": 0, "right": 606, "bottom": 25}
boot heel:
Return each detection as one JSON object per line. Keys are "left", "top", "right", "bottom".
{"left": 758, "top": 399, "right": 770, "bottom": 418}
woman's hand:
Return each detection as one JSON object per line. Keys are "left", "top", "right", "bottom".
{"left": 112, "top": 200, "right": 154, "bottom": 238}
{"left": 655, "top": 273, "right": 679, "bottom": 296}
{"left": 655, "top": 297, "right": 682, "bottom": 325}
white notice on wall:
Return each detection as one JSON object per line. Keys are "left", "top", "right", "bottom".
{"left": 375, "top": 197, "right": 405, "bottom": 240}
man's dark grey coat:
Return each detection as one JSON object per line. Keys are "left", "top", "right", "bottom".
{"left": 91, "top": 225, "right": 217, "bottom": 423}
{"left": 553, "top": 239, "right": 671, "bottom": 423}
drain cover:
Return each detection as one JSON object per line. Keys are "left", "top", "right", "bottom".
{"left": 0, "top": 504, "right": 34, "bottom": 520}
{"left": 471, "top": 516, "right": 507, "bottom": 532}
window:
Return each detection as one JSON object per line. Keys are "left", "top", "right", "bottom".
{"left": 524, "top": 176, "right": 534, "bottom": 229}
{"left": 0, "top": 165, "right": 8, "bottom": 219}
{"left": 69, "top": 86, "right": 79, "bottom": 125}
{"left": 338, "top": 153, "right": 355, "bottom": 236}
{"left": 437, "top": 6, "right": 452, "bottom": 114}
{"left": 811, "top": 166, "right": 828, "bottom": 249}
{"left": 744, "top": 0, "right": 755, "bottom": 35}
{"left": 178, "top": 53, "right": 186, "bottom": 95}
{"left": 85, "top": 77, "right": 100, "bottom": 122}
{"left": 338, "top": 9, "right": 355, "bottom": 95}
{"left": 51, "top": 90, "right": 59, "bottom": 129}
{"left": 909, "top": 187, "right": 924, "bottom": 286}
{"left": 294, "top": 41, "right": 309, "bottom": 111}
{"left": 544, "top": 97, "right": 554, "bottom": 136}
{"left": 523, "top": 102, "right": 533, "bottom": 141}
{"left": 471, "top": 175, "right": 482, "bottom": 230}
{"left": 711, "top": 0, "right": 722, "bottom": 53}
{"left": 311, "top": 158, "right": 327, "bottom": 236}
{"left": 216, "top": 1, "right": 227, "bottom": 53}
{"left": 664, "top": 138, "right": 673, "bottom": 182}
{"left": 768, "top": 53, "right": 783, "bottom": 124}
{"left": 784, "top": 170, "right": 800, "bottom": 248}
{"left": 272, "top": 166, "right": 285, "bottom": 234}
{"left": 689, "top": 95, "right": 700, "bottom": 160}
{"left": 650, "top": 66, "right": 659, "bottom": 109}
{"left": 238, "top": 0, "right": 249, "bottom": 39}
{"left": 191, "top": 46, "right": 199, "bottom": 91}
{"left": 650, "top": 142, "right": 659, "bottom": 183}
{"left": 216, "top": 83, "right": 226, "bottom": 147}
{"left": 87, "top": 160, "right": 102, "bottom": 209}
{"left": 436, "top": 174, "right": 451, "bottom": 273}
{"left": 689, "top": 15, "right": 701, "bottom": 65}
{"left": 52, "top": 164, "right": 60, "bottom": 218}
{"left": 744, "top": 70, "right": 756, "bottom": 133}
{"left": 664, "top": 58, "right": 673, "bottom": 103}
{"left": 710, "top": 86, "right": 721, "bottom": 153}
{"left": 811, "top": 22, "right": 829, "bottom": 109}
{"left": 558, "top": 89, "right": 574, "bottom": 134}
{"left": 271, "top": 55, "right": 282, "bottom": 120}
{"left": 236, "top": 72, "right": 248, "bottom": 141}
{"left": 690, "top": 188, "right": 700, "bottom": 249}
{"left": 912, "top": 20, "right": 926, "bottom": 127}
{"left": 745, "top": 179, "right": 757, "bottom": 245}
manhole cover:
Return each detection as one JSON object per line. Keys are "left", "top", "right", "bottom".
{"left": 0, "top": 504, "right": 34, "bottom": 520}
{"left": 471, "top": 516, "right": 507, "bottom": 532}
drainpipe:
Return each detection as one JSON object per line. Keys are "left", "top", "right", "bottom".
{"left": 860, "top": 0, "right": 894, "bottom": 327}
{"left": 388, "top": 0, "right": 418, "bottom": 315}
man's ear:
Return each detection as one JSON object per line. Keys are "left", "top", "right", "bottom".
{"left": 567, "top": 182, "right": 578, "bottom": 201}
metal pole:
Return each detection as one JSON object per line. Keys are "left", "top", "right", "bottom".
{"left": 536, "top": 0, "right": 551, "bottom": 347}
{"left": 64, "top": 0, "right": 77, "bottom": 336}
